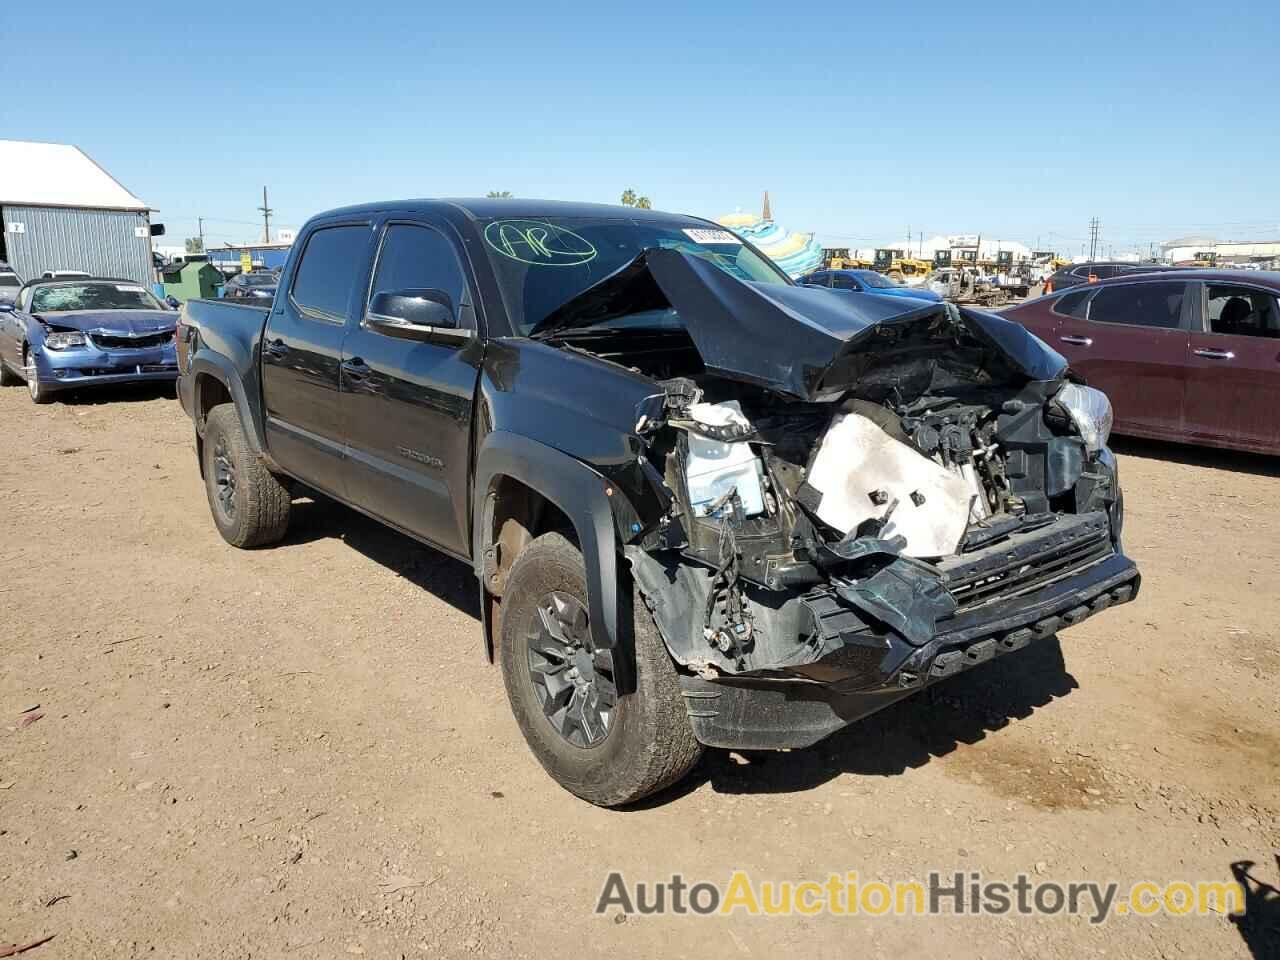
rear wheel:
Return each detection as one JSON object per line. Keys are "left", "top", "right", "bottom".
{"left": 201, "top": 404, "right": 291, "bottom": 547}
{"left": 499, "top": 532, "right": 702, "bottom": 806}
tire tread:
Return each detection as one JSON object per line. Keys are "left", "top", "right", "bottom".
{"left": 500, "top": 532, "right": 702, "bottom": 807}
{"left": 203, "top": 405, "right": 290, "bottom": 548}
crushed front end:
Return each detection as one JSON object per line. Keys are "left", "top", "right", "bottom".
{"left": 551, "top": 250, "right": 1141, "bottom": 750}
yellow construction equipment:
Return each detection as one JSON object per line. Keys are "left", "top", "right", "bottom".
{"left": 873, "top": 248, "right": 932, "bottom": 282}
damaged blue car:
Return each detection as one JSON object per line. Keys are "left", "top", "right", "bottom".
{"left": 0, "top": 277, "right": 179, "bottom": 403}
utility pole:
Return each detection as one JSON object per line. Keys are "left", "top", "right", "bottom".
{"left": 198, "top": 217, "right": 205, "bottom": 250}
{"left": 258, "top": 187, "right": 273, "bottom": 244}
{"left": 1088, "top": 217, "right": 1100, "bottom": 261}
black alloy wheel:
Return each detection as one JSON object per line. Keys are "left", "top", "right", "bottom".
{"left": 526, "top": 591, "right": 617, "bottom": 748}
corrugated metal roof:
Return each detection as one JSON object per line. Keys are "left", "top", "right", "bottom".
{"left": 0, "top": 139, "right": 148, "bottom": 211}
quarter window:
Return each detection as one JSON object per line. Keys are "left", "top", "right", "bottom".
{"left": 1052, "top": 290, "right": 1092, "bottom": 318}
{"left": 291, "top": 225, "right": 371, "bottom": 320}
{"left": 1088, "top": 281, "right": 1186, "bottom": 329}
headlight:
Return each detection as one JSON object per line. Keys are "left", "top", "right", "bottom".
{"left": 250, "top": 289, "right": 274, "bottom": 298}
{"left": 44, "top": 331, "right": 87, "bottom": 350}
{"left": 1056, "top": 383, "right": 1113, "bottom": 453}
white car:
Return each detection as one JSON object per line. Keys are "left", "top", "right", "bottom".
{"left": 0, "top": 271, "right": 21, "bottom": 306}
{"left": 40, "top": 270, "right": 92, "bottom": 280}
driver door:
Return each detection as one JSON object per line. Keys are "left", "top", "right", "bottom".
{"left": 340, "top": 218, "right": 482, "bottom": 556}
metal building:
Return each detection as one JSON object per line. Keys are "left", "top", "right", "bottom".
{"left": 0, "top": 139, "right": 157, "bottom": 285}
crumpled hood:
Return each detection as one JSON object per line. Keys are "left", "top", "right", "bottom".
{"left": 537, "top": 249, "right": 1065, "bottom": 401}
{"left": 35, "top": 309, "right": 176, "bottom": 335}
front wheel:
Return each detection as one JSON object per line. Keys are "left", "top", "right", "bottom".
{"left": 201, "top": 404, "right": 291, "bottom": 547}
{"left": 23, "top": 347, "right": 51, "bottom": 404}
{"left": 499, "top": 532, "right": 703, "bottom": 806}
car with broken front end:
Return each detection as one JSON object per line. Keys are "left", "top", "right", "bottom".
{"left": 0, "top": 277, "right": 180, "bottom": 402}
{"left": 175, "top": 199, "right": 1140, "bottom": 806}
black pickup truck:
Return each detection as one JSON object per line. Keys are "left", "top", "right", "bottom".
{"left": 177, "top": 199, "right": 1140, "bottom": 806}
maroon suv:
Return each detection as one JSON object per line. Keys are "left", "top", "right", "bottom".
{"left": 1003, "top": 270, "right": 1280, "bottom": 455}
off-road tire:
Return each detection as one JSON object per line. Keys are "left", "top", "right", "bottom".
{"left": 0, "top": 358, "right": 21, "bottom": 386}
{"left": 499, "top": 532, "right": 703, "bottom": 806}
{"left": 201, "top": 404, "right": 291, "bottom": 548}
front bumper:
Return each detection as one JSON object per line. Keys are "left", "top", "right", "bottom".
{"left": 679, "top": 550, "right": 1140, "bottom": 750}
{"left": 32, "top": 342, "right": 178, "bottom": 391}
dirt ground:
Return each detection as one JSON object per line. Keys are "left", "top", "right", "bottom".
{"left": 1, "top": 383, "right": 1276, "bottom": 959}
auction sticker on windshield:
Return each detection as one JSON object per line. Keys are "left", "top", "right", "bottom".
{"left": 683, "top": 228, "right": 741, "bottom": 245}
{"left": 483, "top": 220, "right": 597, "bottom": 267}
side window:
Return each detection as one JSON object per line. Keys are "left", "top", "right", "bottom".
{"left": 1088, "top": 281, "right": 1186, "bottom": 329}
{"left": 290, "top": 224, "right": 371, "bottom": 321}
{"left": 1051, "top": 289, "right": 1092, "bottom": 318}
{"left": 830, "top": 274, "right": 859, "bottom": 291}
{"left": 1206, "top": 285, "right": 1280, "bottom": 339}
{"left": 367, "top": 224, "right": 469, "bottom": 325}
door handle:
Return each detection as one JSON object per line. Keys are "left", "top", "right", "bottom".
{"left": 263, "top": 338, "right": 288, "bottom": 360}
{"left": 341, "top": 357, "right": 369, "bottom": 377}
{"left": 1059, "top": 335, "right": 1093, "bottom": 347}
{"left": 1193, "top": 348, "right": 1235, "bottom": 360}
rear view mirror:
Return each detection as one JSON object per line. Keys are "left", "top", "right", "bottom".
{"left": 366, "top": 288, "right": 463, "bottom": 341}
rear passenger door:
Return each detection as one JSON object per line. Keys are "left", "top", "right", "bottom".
{"left": 340, "top": 218, "right": 482, "bottom": 556}
{"left": 1184, "top": 282, "right": 1280, "bottom": 451}
{"left": 1055, "top": 279, "right": 1191, "bottom": 439}
{"left": 261, "top": 221, "right": 376, "bottom": 494}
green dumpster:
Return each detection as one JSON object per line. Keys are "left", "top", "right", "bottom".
{"left": 161, "top": 258, "right": 223, "bottom": 303}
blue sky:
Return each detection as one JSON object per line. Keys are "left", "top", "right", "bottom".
{"left": 5, "top": 1, "right": 1278, "bottom": 255}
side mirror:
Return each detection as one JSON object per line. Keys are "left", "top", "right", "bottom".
{"left": 0, "top": 302, "right": 13, "bottom": 313}
{"left": 165, "top": 296, "right": 181, "bottom": 309}
{"left": 366, "top": 288, "right": 462, "bottom": 341}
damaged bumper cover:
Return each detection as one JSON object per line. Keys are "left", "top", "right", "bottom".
{"left": 629, "top": 512, "right": 1139, "bottom": 751}
{"left": 678, "top": 554, "right": 1138, "bottom": 750}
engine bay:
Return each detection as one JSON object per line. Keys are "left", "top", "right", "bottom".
{"left": 562, "top": 304, "right": 1121, "bottom": 682}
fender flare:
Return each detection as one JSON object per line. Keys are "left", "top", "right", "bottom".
{"left": 187, "top": 355, "right": 268, "bottom": 459}
{"left": 473, "top": 430, "right": 636, "bottom": 694}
